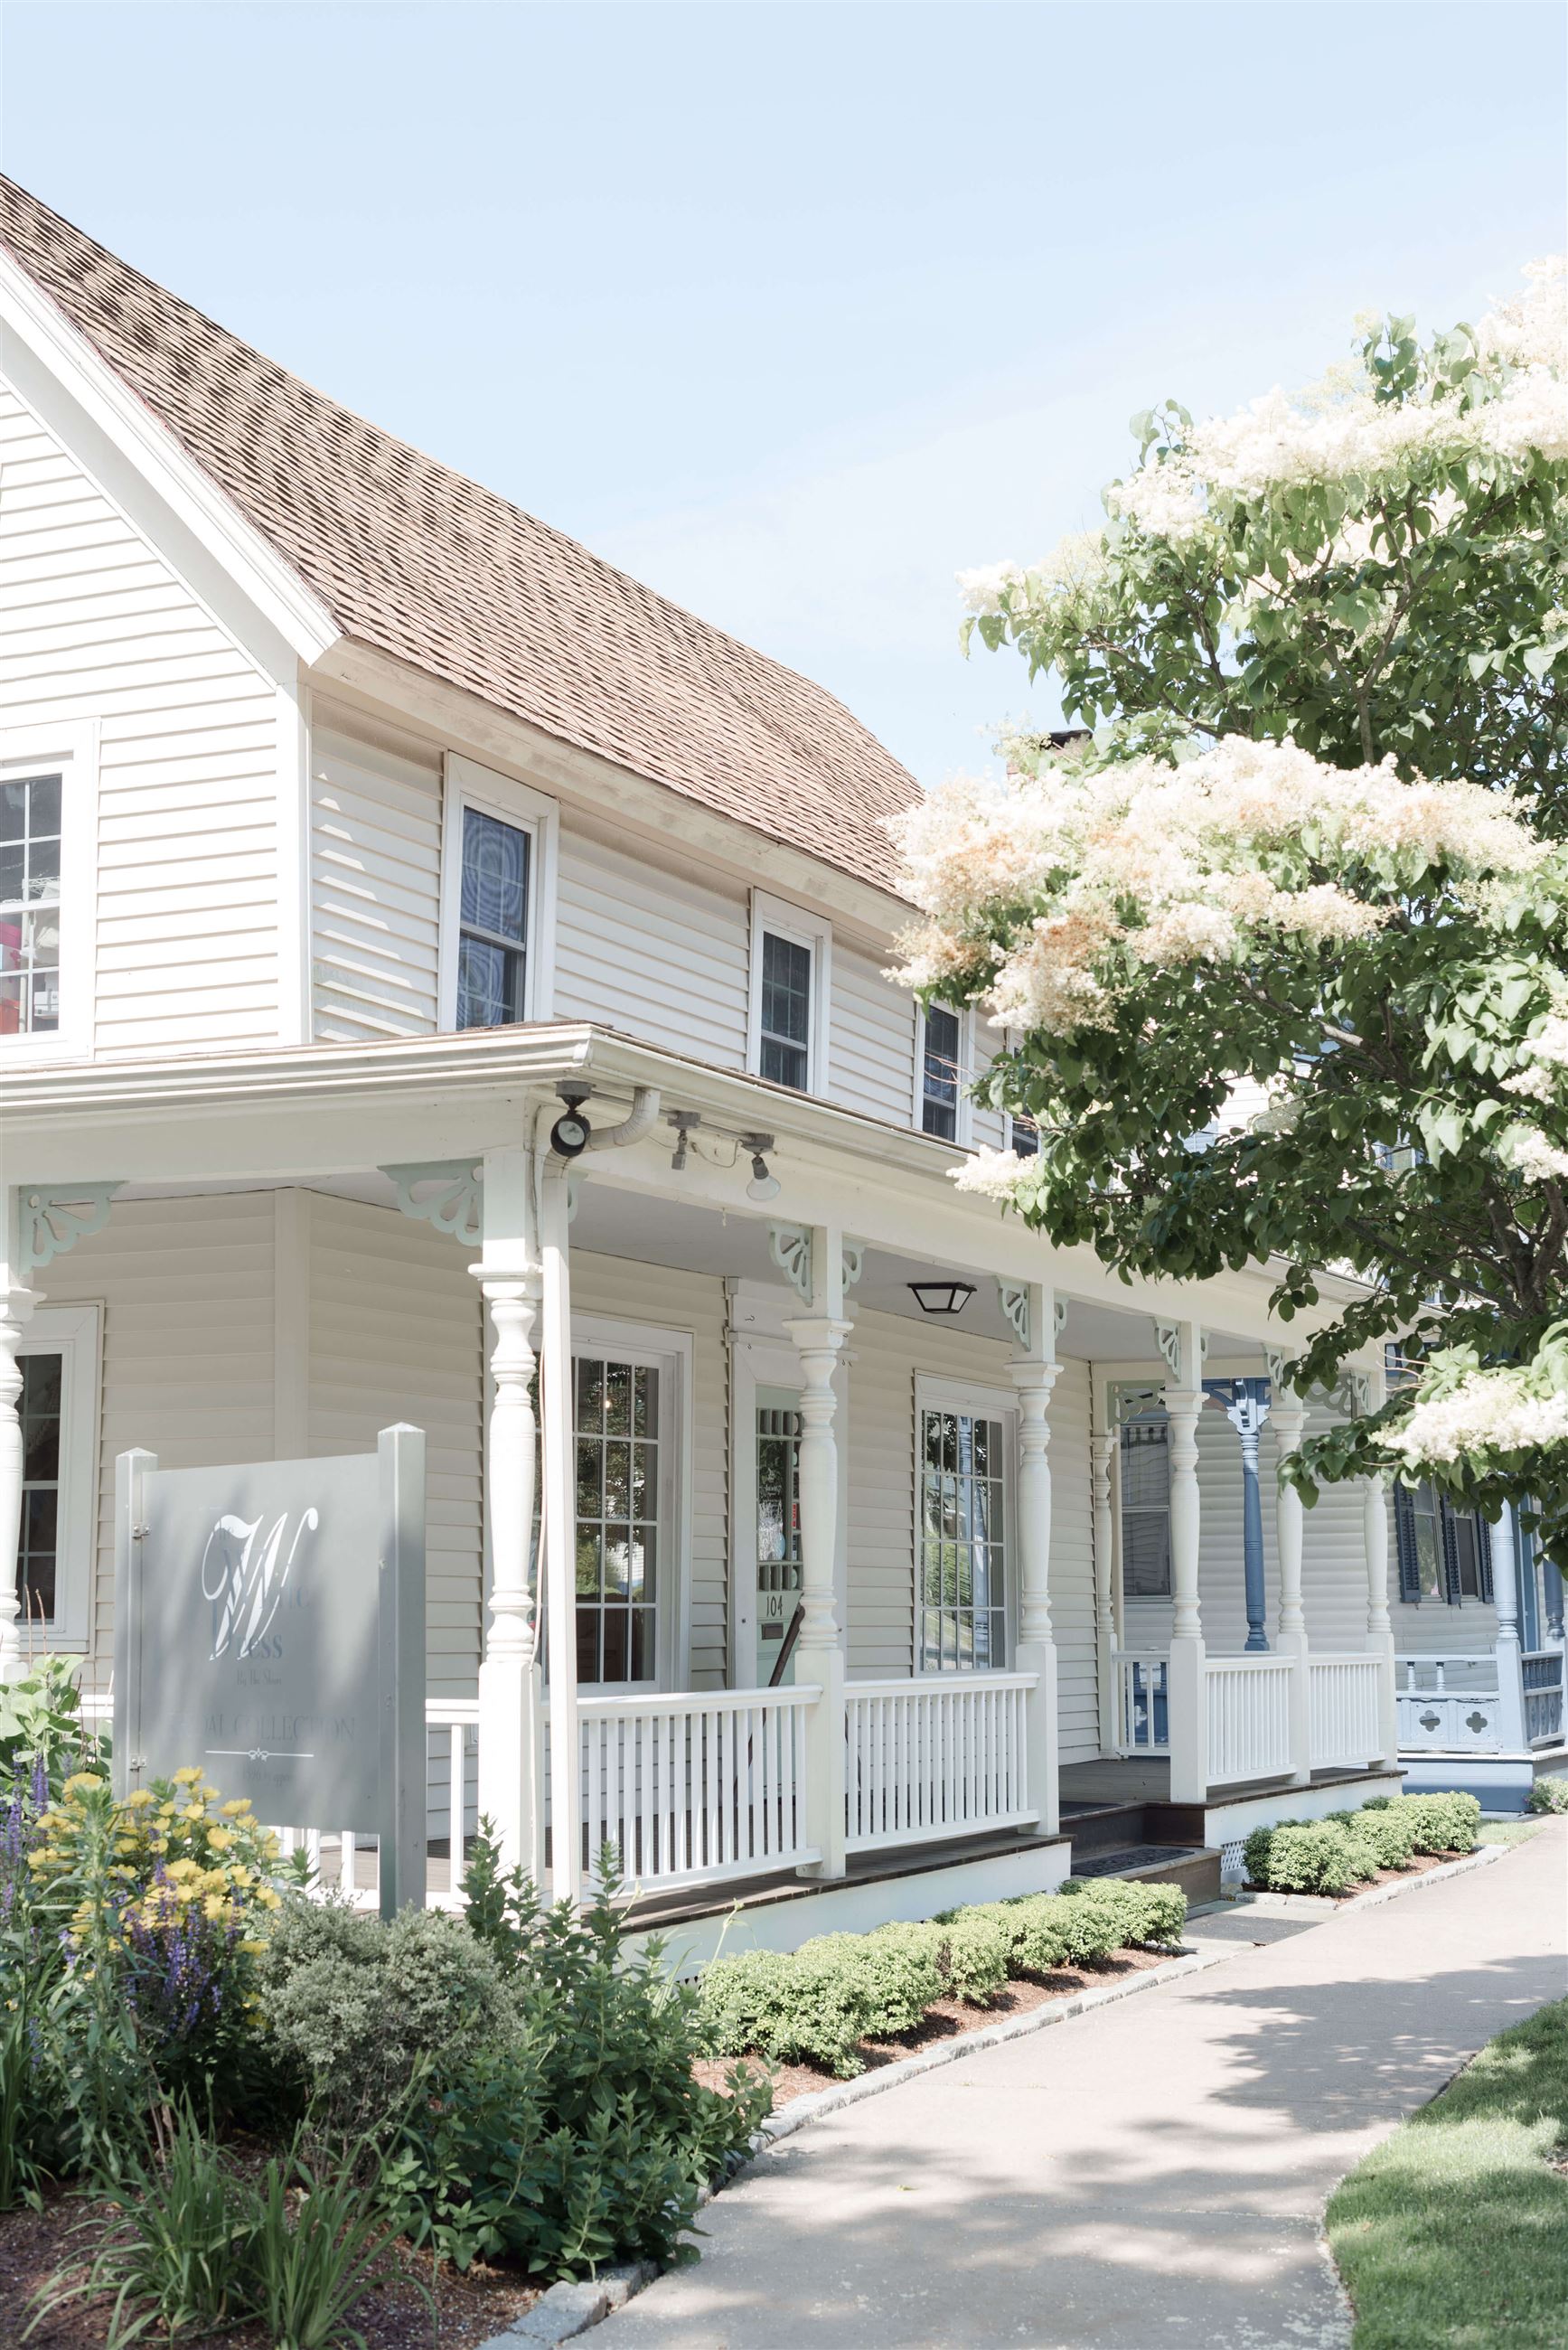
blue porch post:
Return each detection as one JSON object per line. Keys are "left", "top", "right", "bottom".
{"left": 1204, "top": 1377, "right": 1272, "bottom": 1652}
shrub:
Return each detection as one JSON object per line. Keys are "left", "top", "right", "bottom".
{"left": 1526, "top": 1776, "right": 1568, "bottom": 1815}
{"left": 0, "top": 1657, "right": 104, "bottom": 1794}
{"left": 256, "top": 1896, "right": 512, "bottom": 2126}
{"left": 1392, "top": 1791, "right": 1482, "bottom": 1854}
{"left": 1355, "top": 1804, "right": 1420, "bottom": 1870}
{"left": 1247, "top": 1819, "right": 1382, "bottom": 1894}
{"left": 927, "top": 1911, "right": 1013, "bottom": 2006}
{"left": 376, "top": 1836, "right": 770, "bottom": 2276}
{"left": 1060, "top": 1876, "right": 1188, "bottom": 1950}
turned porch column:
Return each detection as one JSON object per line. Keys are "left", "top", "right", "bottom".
{"left": 1160, "top": 1320, "right": 1207, "bottom": 1805}
{"left": 471, "top": 1146, "right": 545, "bottom": 1883}
{"left": 784, "top": 1222, "right": 850, "bottom": 1881}
{"left": 1357, "top": 1359, "right": 1399, "bottom": 1766}
{"left": 540, "top": 1160, "right": 582, "bottom": 1904}
{"left": 1267, "top": 1361, "right": 1312, "bottom": 1787}
{"left": 1091, "top": 1424, "right": 1119, "bottom": 1753}
{"left": 1489, "top": 1508, "right": 1528, "bottom": 1752}
{"left": 1009, "top": 1281, "right": 1060, "bottom": 1838}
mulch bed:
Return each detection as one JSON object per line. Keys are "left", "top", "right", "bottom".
{"left": 0, "top": 2187, "right": 541, "bottom": 2350}
{"left": 1243, "top": 1846, "right": 1473, "bottom": 1899}
{"left": 694, "top": 1943, "right": 1178, "bottom": 2110}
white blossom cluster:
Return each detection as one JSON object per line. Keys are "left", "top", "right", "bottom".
{"left": 1389, "top": 1366, "right": 1568, "bottom": 1467}
{"left": 1503, "top": 1124, "right": 1568, "bottom": 1183}
{"left": 1503, "top": 1012, "right": 1568, "bottom": 1102}
{"left": 1478, "top": 255, "right": 1568, "bottom": 373}
{"left": 892, "top": 738, "right": 1543, "bottom": 1038}
{"left": 952, "top": 1146, "right": 1038, "bottom": 1202}
{"left": 955, "top": 536, "right": 1108, "bottom": 621}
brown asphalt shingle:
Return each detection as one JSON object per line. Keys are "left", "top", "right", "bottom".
{"left": 0, "top": 175, "right": 919, "bottom": 898}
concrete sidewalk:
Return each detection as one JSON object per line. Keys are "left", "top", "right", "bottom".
{"left": 611, "top": 1824, "right": 1568, "bottom": 2349}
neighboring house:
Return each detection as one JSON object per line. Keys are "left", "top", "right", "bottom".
{"left": 0, "top": 178, "right": 1544, "bottom": 1947}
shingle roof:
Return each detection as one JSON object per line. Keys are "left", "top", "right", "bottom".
{"left": 0, "top": 175, "right": 919, "bottom": 898}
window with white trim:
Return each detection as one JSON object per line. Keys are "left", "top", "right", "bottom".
{"left": 14, "top": 1304, "right": 99, "bottom": 1653}
{"left": 920, "top": 1005, "right": 962, "bottom": 1139}
{"left": 1007, "top": 1112, "right": 1040, "bottom": 1158}
{"left": 917, "top": 1391, "right": 1012, "bottom": 1670}
{"left": 0, "top": 771, "right": 61, "bottom": 1036}
{"left": 1116, "top": 1386, "right": 1172, "bottom": 1600}
{"left": 439, "top": 755, "right": 558, "bottom": 1029}
{"left": 747, "top": 893, "right": 831, "bottom": 1094}
{"left": 0, "top": 728, "right": 95, "bottom": 1059}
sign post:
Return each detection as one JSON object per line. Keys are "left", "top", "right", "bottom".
{"left": 114, "top": 1425, "right": 427, "bottom": 1920}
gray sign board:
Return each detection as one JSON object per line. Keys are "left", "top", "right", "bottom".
{"left": 113, "top": 1424, "right": 427, "bottom": 1917}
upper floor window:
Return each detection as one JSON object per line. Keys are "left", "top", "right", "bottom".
{"left": 0, "top": 771, "right": 61, "bottom": 1036}
{"left": 920, "top": 1005, "right": 962, "bottom": 1139}
{"left": 747, "top": 892, "right": 831, "bottom": 1094}
{"left": 457, "top": 807, "right": 530, "bottom": 1028}
{"left": 1009, "top": 1114, "right": 1040, "bottom": 1157}
{"left": 438, "top": 755, "right": 558, "bottom": 1030}
{"left": 0, "top": 726, "right": 93, "bottom": 1058}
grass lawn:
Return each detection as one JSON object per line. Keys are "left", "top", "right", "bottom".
{"left": 1479, "top": 1819, "right": 1548, "bottom": 1848}
{"left": 1327, "top": 1997, "right": 1568, "bottom": 2350}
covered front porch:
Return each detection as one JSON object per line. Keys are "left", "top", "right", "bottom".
{"left": 0, "top": 1025, "right": 1401, "bottom": 1924}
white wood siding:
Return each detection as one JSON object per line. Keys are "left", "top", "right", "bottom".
{"left": 306, "top": 1193, "right": 483, "bottom": 1696}
{"left": 38, "top": 1192, "right": 278, "bottom": 1678}
{"left": 830, "top": 940, "right": 915, "bottom": 1126}
{"left": 310, "top": 704, "right": 443, "bottom": 1039}
{"left": 553, "top": 817, "right": 751, "bottom": 1068}
{"left": 0, "top": 380, "right": 282, "bottom": 1055}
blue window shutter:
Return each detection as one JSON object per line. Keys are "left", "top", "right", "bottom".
{"left": 1475, "top": 1514, "right": 1494, "bottom": 1603}
{"left": 1440, "top": 1503, "right": 1463, "bottom": 1605}
{"left": 1394, "top": 1485, "right": 1421, "bottom": 1602}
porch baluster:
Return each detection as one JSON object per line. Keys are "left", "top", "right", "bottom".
{"left": 1010, "top": 1280, "right": 1059, "bottom": 1837}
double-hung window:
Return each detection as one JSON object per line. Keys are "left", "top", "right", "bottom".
{"left": 1116, "top": 1387, "right": 1173, "bottom": 1599}
{"left": 1394, "top": 1481, "right": 1494, "bottom": 1604}
{"left": 747, "top": 893, "right": 830, "bottom": 1094}
{"left": 439, "top": 755, "right": 558, "bottom": 1030}
{"left": 0, "top": 770, "right": 61, "bottom": 1037}
{"left": 0, "top": 726, "right": 92, "bottom": 1058}
{"left": 920, "top": 1005, "right": 962, "bottom": 1140}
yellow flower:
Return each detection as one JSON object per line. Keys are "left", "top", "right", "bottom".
{"left": 206, "top": 1827, "right": 232, "bottom": 1852}
{"left": 164, "top": 1857, "right": 201, "bottom": 1882}
{"left": 124, "top": 1790, "right": 155, "bottom": 1810}
{"left": 62, "top": 1772, "right": 106, "bottom": 1799}
{"left": 171, "top": 1767, "right": 202, "bottom": 1785}
{"left": 239, "top": 1939, "right": 267, "bottom": 1957}
{"left": 258, "top": 1888, "right": 282, "bottom": 1911}
{"left": 220, "top": 1800, "right": 252, "bottom": 1817}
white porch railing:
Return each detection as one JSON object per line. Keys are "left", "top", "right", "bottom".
{"left": 1309, "top": 1657, "right": 1382, "bottom": 1769}
{"left": 845, "top": 1672, "right": 1036, "bottom": 1852}
{"left": 1206, "top": 1655, "right": 1293, "bottom": 1784}
{"left": 1395, "top": 1655, "right": 1502, "bottom": 1753}
{"left": 1523, "top": 1650, "right": 1566, "bottom": 1747}
{"left": 576, "top": 1684, "right": 819, "bottom": 1892}
{"left": 1113, "top": 1650, "right": 1169, "bottom": 1754}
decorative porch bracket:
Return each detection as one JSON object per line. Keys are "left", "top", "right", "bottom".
{"left": 381, "top": 1160, "right": 484, "bottom": 1246}
{"left": 999, "top": 1284, "right": 1069, "bottom": 1352}
{"left": 17, "top": 1182, "right": 124, "bottom": 1274}
{"left": 769, "top": 1225, "right": 864, "bottom": 1305}
{"left": 1203, "top": 1377, "right": 1272, "bottom": 1653}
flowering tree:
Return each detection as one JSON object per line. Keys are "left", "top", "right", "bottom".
{"left": 896, "top": 261, "right": 1568, "bottom": 1554}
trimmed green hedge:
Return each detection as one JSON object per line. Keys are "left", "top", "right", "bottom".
{"left": 1245, "top": 1792, "right": 1481, "bottom": 1894}
{"left": 697, "top": 1875, "right": 1188, "bottom": 2078}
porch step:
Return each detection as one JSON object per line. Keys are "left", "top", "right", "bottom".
{"left": 1071, "top": 1841, "right": 1223, "bottom": 1908}
{"left": 1058, "top": 1800, "right": 1154, "bottom": 1859}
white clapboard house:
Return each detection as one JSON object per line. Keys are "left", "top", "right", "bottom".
{"left": 0, "top": 179, "right": 1557, "bottom": 1949}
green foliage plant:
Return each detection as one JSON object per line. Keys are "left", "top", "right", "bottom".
{"left": 892, "top": 258, "right": 1568, "bottom": 1561}
{"left": 1526, "top": 1774, "right": 1568, "bottom": 1813}
{"left": 1394, "top": 1790, "right": 1481, "bottom": 1852}
{"left": 0, "top": 1656, "right": 103, "bottom": 1793}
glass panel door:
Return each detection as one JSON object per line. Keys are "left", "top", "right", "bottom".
{"left": 919, "top": 1406, "right": 1007, "bottom": 1670}
{"left": 756, "top": 1388, "right": 803, "bottom": 1685}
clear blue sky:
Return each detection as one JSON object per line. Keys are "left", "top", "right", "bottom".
{"left": 1, "top": 2, "right": 1563, "bottom": 785}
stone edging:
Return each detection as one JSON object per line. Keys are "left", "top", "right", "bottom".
{"left": 1231, "top": 1841, "right": 1504, "bottom": 1917}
